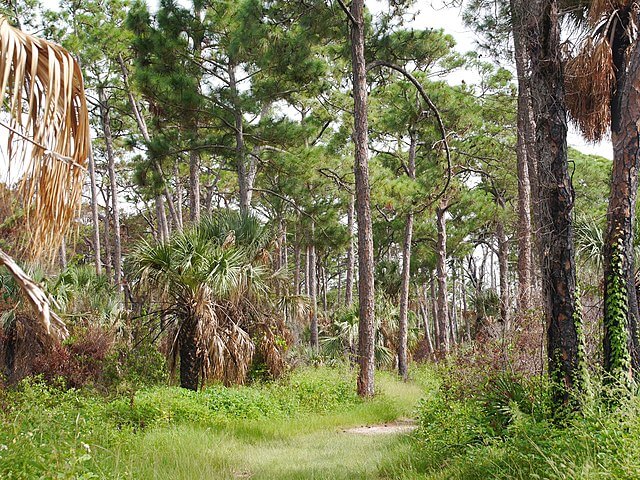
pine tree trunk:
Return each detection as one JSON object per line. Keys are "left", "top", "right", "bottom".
{"left": 436, "top": 201, "right": 450, "bottom": 352}
{"left": 398, "top": 133, "right": 416, "bottom": 379}
{"left": 155, "top": 195, "right": 169, "bottom": 243}
{"left": 603, "top": 22, "right": 640, "bottom": 382}
{"left": 98, "top": 87, "right": 122, "bottom": 291}
{"left": 229, "top": 64, "right": 252, "bottom": 212}
{"left": 188, "top": 138, "right": 201, "bottom": 224}
{"left": 175, "top": 163, "right": 184, "bottom": 228}
{"left": 345, "top": 193, "right": 356, "bottom": 306}
{"left": 430, "top": 272, "right": 440, "bottom": 350}
{"left": 87, "top": 147, "right": 102, "bottom": 275}
{"left": 527, "top": 0, "right": 587, "bottom": 406}
{"left": 294, "top": 236, "right": 301, "bottom": 295}
{"left": 309, "top": 238, "right": 318, "bottom": 350}
{"left": 511, "top": 0, "right": 534, "bottom": 315}
{"left": 350, "top": 0, "right": 376, "bottom": 397}
{"left": 496, "top": 202, "right": 510, "bottom": 326}
{"left": 103, "top": 202, "right": 112, "bottom": 281}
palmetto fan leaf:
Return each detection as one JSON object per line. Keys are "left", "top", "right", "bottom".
{"left": 0, "top": 15, "right": 90, "bottom": 259}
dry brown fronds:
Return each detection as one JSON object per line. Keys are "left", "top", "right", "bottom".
{"left": 0, "top": 16, "right": 90, "bottom": 261}
{"left": 565, "top": 36, "right": 615, "bottom": 141}
{"left": 0, "top": 247, "right": 68, "bottom": 341}
{"left": 587, "top": 0, "right": 625, "bottom": 26}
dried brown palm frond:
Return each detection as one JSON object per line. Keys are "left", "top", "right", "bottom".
{"left": 0, "top": 247, "right": 68, "bottom": 341}
{"left": 587, "top": 0, "right": 626, "bottom": 26}
{"left": 0, "top": 15, "right": 90, "bottom": 261}
{"left": 565, "top": 36, "right": 615, "bottom": 141}
{"left": 255, "top": 318, "right": 292, "bottom": 379}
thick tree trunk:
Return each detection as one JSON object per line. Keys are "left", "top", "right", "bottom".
{"left": 179, "top": 316, "right": 200, "bottom": 391}
{"left": 345, "top": 193, "right": 356, "bottom": 306}
{"left": 603, "top": 24, "right": 640, "bottom": 383}
{"left": 511, "top": 0, "right": 534, "bottom": 315}
{"left": 398, "top": 134, "right": 416, "bottom": 379}
{"left": 527, "top": 0, "right": 587, "bottom": 405}
{"left": 98, "top": 87, "right": 122, "bottom": 291}
{"left": 87, "top": 147, "right": 102, "bottom": 275}
{"left": 435, "top": 201, "right": 450, "bottom": 352}
{"left": 350, "top": 0, "right": 376, "bottom": 397}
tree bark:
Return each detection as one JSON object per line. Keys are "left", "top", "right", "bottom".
{"left": 603, "top": 19, "right": 640, "bottom": 383}
{"left": 229, "top": 63, "right": 254, "bottom": 212}
{"left": 87, "top": 147, "right": 102, "bottom": 275}
{"left": 435, "top": 200, "right": 450, "bottom": 352}
{"left": 398, "top": 133, "right": 416, "bottom": 379}
{"left": 496, "top": 199, "right": 510, "bottom": 326}
{"left": 350, "top": 0, "right": 376, "bottom": 397}
{"left": 309, "top": 224, "right": 318, "bottom": 350}
{"left": 527, "top": 0, "right": 587, "bottom": 405}
{"left": 98, "top": 87, "right": 122, "bottom": 292}
{"left": 179, "top": 315, "right": 200, "bottom": 391}
{"left": 430, "top": 272, "right": 440, "bottom": 350}
{"left": 345, "top": 193, "right": 356, "bottom": 306}
{"left": 511, "top": 0, "right": 534, "bottom": 315}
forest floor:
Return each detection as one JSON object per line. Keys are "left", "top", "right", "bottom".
{"left": 107, "top": 373, "right": 426, "bottom": 480}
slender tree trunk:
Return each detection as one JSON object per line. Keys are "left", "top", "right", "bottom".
{"left": 430, "top": 272, "right": 440, "bottom": 350}
{"left": 156, "top": 195, "right": 169, "bottom": 243}
{"left": 450, "top": 260, "right": 458, "bottom": 345}
{"left": 435, "top": 200, "right": 450, "bottom": 352}
{"left": 398, "top": 134, "right": 416, "bottom": 379}
{"left": 345, "top": 193, "right": 356, "bottom": 306}
{"left": 189, "top": 143, "right": 201, "bottom": 224}
{"left": 350, "top": 0, "right": 376, "bottom": 397}
{"left": 603, "top": 23, "right": 640, "bottom": 383}
{"left": 294, "top": 236, "right": 301, "bottom": 295}
{"left": 59, "top": 239, "right": 67, "bottom": 269}
{"left": 229, "top": 64, "right": 253, "bottom": 212}
{"left": 87, "top": 147, "right": 102, "bottom": 275}
{"left": 103, "top": 203, "right": 112, "bottom": 281}
{"left": 496, "top": 202, "right": 510, "bottom": 326}
{"left": 527, "top": 0, "right": 587, "bottom": 405}
{"left": 98, "top": 87, "right": 122, "bottom": 291}
{"left": 511, "top": 0, "right": 533, "bottom": 315}
{"left": 175, "top": 163, "right": 184, "bottom": 228}
{"left": 309, "top": 237, "right": 318, "bottom": 350}
{"left": 118, "top": 54, "right": 180, "bottom": 230}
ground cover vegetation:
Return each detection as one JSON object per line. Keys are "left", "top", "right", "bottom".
{"left": 2, "top": 0, "right": 640, "bottom": 478}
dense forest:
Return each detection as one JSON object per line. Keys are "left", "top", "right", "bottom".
{"left": 1, "top": 0, "right": 639, "bottom": 478}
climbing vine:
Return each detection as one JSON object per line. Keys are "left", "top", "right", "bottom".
{"left": 604, "top": 234, "right": 632, "bottom": 388}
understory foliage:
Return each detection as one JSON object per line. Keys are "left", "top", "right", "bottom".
{"left": 128, "top": 210, "right": 293, "bottom": 387}
{"left": 0, "top": 367, "right": 361, "bottom": 479}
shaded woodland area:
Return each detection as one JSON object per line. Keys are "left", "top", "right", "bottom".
{"left": 1, "top": 0, "right": 640, "bottom": 478}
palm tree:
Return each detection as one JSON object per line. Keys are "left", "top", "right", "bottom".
{"left": 128, "top": 211, "right": 290, "bottom": 390}
{"left": 566, "top": 2, "right": 640, "bottom": 383}
{"left": 0, "top": 16, "right": 90, "bottom": 342}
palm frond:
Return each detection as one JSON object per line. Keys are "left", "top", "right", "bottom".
{"left": 0, "top": 16, "right": 90, "bottom": 259}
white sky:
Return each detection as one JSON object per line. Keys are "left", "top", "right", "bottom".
{"left": 36, "top": 0, "right": 612, "bottom": 159}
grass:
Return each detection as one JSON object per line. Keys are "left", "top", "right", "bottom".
{"left": 0, "top": 366, "right": 432, "bottom": 479}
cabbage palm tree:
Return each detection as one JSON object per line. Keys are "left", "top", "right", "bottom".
{"left": 128, "top": 211, "right": 288, "bottom": 390}
{"left": 0, "top": 15, "right": 90, "bottom": 341}
{"left": 566, "top": 2, "right": 640, "bottom": 383}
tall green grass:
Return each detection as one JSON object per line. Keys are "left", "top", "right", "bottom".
{"left": 0, "top": 367, "right": 427, "bottom": 479}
